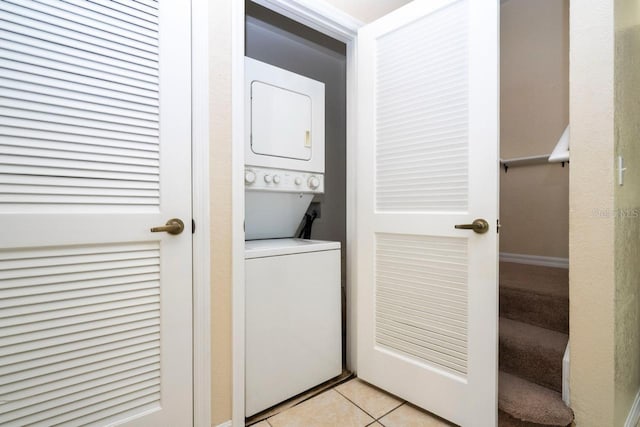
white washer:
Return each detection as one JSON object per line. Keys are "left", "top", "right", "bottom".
{"left": 245, "top": 239, "right": 342, "bottom": 417}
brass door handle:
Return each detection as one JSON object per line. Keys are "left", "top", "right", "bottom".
{"left": 454, "top": 218, "right": 489, "bottom": 234}
{"left": 150, "top": 218, "right": 185, "bottom": 235}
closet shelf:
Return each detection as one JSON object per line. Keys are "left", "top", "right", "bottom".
{"left": 501, "top": 126, "right": 570, "bottom": 172}
{"left": 500, "top": 155, "right": 550, "bottom": 172}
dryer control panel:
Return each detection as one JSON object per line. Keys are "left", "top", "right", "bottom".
{"left": 244, "top": 166, "right": 324, "bottom": 194}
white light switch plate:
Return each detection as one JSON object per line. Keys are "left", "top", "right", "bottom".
{"left": 619, "top": 155, "right": 626, "bottom": 186}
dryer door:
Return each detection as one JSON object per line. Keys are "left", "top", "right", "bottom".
{"left": 251, "top": 82, "right": 312, "bottom": 161}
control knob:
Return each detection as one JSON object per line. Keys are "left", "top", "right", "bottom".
{"left": 294, "top": 177, "right": 302, "bottom": 185}
{"left": 308, "top": 176, "right": 320, "bottom": 190}
{"left": 264, "top": 174, "right": 272, "bottom": 183}
{"left": 245, "top": 170, "right": 256, "bottom": 184}
{"left": 273, "top": 175, "right": 281, "bottom": 184}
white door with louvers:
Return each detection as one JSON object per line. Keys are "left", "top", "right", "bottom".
{"left": 0, "top": 1, "right": 193, "bottom": 426}
{"left": 356, "top": 1, "right": 499, "bottom": 426}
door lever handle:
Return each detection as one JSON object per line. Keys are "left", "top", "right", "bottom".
{"left": 454, "top": 218, "right": 489, "bottom": 234}
{"left": 150, "top": 218, "right": 185, "bottom": 235}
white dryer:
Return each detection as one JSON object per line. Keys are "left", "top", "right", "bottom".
{"left": 244, "top": 57, "right": 326, "bottom": 240}
{"left": 245, "top": 57, "right": 325, "bottom": 173}
{"left": 245, "top": 239, "right": 342, "bottom": 417}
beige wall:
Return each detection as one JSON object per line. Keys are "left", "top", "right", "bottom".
{"left": 569, "top": 0, "right": 616, "bottom": 423}
{"left": 209, "top": 2, "right": 410, "bottom": 425}
{"left": 570, "top": 0, "right": 640, "bottom": 425}
{"left": 613, "top": 0, "right": 640, "bottom": 424}
{"left": 210, "top": 0, "right": 233, "bottom": 425}
{"left": 500, "top": 0, "right": 570, "bottom": 259}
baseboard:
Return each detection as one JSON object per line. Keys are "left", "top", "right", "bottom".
{"left": 500, "top": 252, "right": 569, "bottom": 269}
{"left": 215, "top": 421, "right": 232, "bottom": 427}
{"left": 625, "top": 388, "right": 640, "bottom": 427}
{"left": 562, "top": 340, "right": 570, "bottom": 406}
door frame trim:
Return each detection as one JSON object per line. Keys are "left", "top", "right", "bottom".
{"left": 192, "top": 0, "right": 211, "bottom": 425}
{"left": 231, "top": 1, "right": 362, "bottom": 424}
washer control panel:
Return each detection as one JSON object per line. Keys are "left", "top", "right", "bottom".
{"left": 244, "top": 166, "right": 324, "bottom": 194}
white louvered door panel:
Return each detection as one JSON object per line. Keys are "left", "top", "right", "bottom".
{"left": 356, "top": 1, "right": 499, "bottom": 426}
{"left": 0, "top": 1, "right": 192, "bottom": 426}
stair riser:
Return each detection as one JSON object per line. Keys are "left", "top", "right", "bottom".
{"left": 499, "top": 336, "right": 565, "bottom": 392}
{"left": 500, "top": 289, "right": 568, "bottom": 334}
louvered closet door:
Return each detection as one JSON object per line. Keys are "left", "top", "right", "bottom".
{"left": 356, "top": 1, "right": 499, "bottom": 426}
{"left": 0, "top": 1, "right": 192, "bottom": 426}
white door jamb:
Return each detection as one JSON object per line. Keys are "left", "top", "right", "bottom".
{"left": 192, "top": 0, "right": 212, "bottom": 425}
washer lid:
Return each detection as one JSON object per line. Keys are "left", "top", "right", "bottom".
{"left": 245, "top": 238, "right": 340, "bottom": 259}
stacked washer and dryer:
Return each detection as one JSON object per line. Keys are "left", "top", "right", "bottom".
{"left": 244, "top": 58, "right": 342, "bottom": 417}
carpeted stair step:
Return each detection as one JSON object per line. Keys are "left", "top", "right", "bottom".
{"left": 499, "top": 409, "right": 563, "bottom": 427}
{"left": 499, "top": 317, "right": 568, "bottom": 392}
{"left": 499, "top": 262, "right": 569, "bottom": 333}
{"left": 499, "top": 371, "right": 573, "bottom": 426}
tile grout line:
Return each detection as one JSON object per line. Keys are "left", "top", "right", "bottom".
{"left": 333, "top": 385, "right": 405, "bottom": 424}
{"left": 260, "top": 381, "right": 406, "bottom": 427}
{"left": 333, "top": 388, "right": 378, "bottom": 423}
{"left": 247, "top": 372, "right": 355, "bottom": 426}
{"left": 375, "top": 401, "right": 406, "bottom": 422}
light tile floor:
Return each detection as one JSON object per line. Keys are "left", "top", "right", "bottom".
{"left": 249, "top": 378, "right": 455, "bottom": 427}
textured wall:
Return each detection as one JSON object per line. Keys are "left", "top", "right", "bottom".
{"left": 569, "top": 0, "right": 616, "bottom": 423}
{"left": 570, "top": 0, "right": 640, "bottom": 425}
{"left": 613, "top": 0, "right": 640, "bottom": 424}
{"left": 499, "top": 0, "right": 569, "bottom": 259}
{"left": 210, "top": 0, "right": 233, "bottom": 425}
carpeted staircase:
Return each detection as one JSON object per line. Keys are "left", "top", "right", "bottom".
{"left": 498, "top": 262, "right": 574, "bottom": 427}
